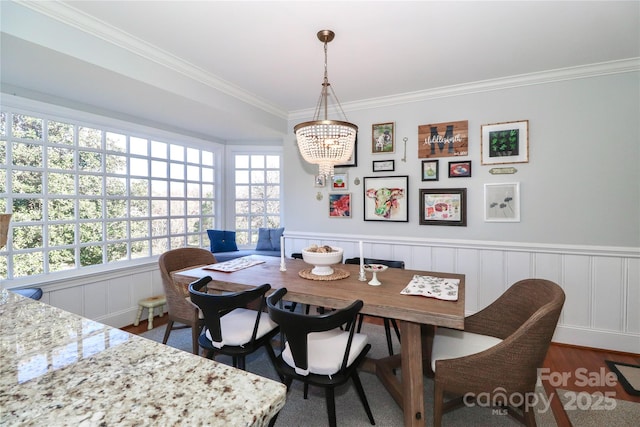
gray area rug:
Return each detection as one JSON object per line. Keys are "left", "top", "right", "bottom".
{"left": 141, "top": 323, "right": 558, "bottom": 426}
{"left": 556, "top": 388, "right": 639, "bottom": 427}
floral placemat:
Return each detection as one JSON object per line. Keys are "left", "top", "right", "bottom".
{"left": 203, "top": 256, "right": 266, "bottom": 273}
{"left": 400, "top": 275, "right": 459, "bottom": 301}
{"left": 298, "top": 268, "right": 350, "bottom": 281}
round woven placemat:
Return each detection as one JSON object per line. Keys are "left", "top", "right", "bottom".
{"left": 298, "top": 268, "right": 350, "bottom": 281}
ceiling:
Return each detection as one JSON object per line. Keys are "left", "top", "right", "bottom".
{"left": 1, "top": 1, "right": 639, "bottom": 143}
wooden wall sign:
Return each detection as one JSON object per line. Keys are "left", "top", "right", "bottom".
{"left": 418, "top": 120, "right": 468, "bottom": 159}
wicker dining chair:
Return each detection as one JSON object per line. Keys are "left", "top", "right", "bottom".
{"left": 430, "top": 278, "right": 565, "bottom": 427}
{"left": 158, "top": 247, "right": 216, "bottom": 355}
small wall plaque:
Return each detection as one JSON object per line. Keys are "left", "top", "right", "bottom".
{"left": 489, "top": 167, "right": 518, "bottom": 175}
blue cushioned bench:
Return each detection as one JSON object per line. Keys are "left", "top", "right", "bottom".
{"left": 213, "top": 249, "right": 281, "bottom": 262}
{"left": 207, "top": 228, "right": 284, "bottom": 262}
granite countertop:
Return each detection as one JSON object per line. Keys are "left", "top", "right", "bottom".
{"left": 0, "top": 289, "right": 286, "bottom": 426}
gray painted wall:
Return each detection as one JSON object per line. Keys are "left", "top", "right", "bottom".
{"left": 284, "top": 71, "right": 639, "bottom": 249}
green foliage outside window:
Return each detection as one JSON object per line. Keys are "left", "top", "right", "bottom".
{"left": 1, "top": 109, "right": 218, "bottom": 280}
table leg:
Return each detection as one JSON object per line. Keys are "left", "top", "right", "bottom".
{"left": 401, "top": 321, "right": 426, "bottom": 427}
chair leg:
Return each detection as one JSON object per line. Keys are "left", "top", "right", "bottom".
{"left": 191, "top": 324, "right": 200, "bottom": 355}
{"left": 390, "top": 318, "right": 401, "bottom": 343}
{"left": 264, "top": 344, "right": 284, "bottom": 382}
{"left": 303, "top": 382, "right": 309, "bottom": 399}
{"left": 267, "top": 411, "right": 279, "bottom": 427}
{"left": 162, "top": 320, "right": 173, "bottom": 344}
{"left": 283, "top": 377, "right": 293, "bottom": 389}
{"left": 383, "top": 318, "right": 394, "bottom": 356}
{"left": 351, "top": 371, "right": 375, "bottom": 425}
{"left": 356, "top": 313, "right": 364, "bottom": 333}
{"left": 522, "top": 395, "right": 537, "bottom": 427}
{"left": 325, "top": 386, "right": 337, "bottom": 427}
{"left": 238, "top": 356, "right": 246, "bottom": 371}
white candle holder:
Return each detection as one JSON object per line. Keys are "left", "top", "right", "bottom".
{"left": 363, "top": 264, "right": 388, "bottom": 286}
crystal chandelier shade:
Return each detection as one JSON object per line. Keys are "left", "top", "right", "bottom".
{"left": 294, "top": 30, "right": 357, "bottom": 178}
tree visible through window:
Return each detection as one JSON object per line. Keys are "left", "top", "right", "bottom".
{"left": 0, "top": 109, "right": 217, "bottom": 280}
{"left": 233, "top": 153, "right": 281, "bottom": 246}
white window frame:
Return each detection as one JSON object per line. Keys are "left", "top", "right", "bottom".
{"left": 225, "top": 146, "right": 283, "bottom": 248}
{"left": 0, "top": 95, "right": 224, "bottom": 283}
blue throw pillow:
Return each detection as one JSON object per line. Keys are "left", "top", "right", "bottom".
{"left": 255, "top": 227, "right": 284, "bottom": 251}
{"left": 207, "top": 229, "right": 238, "bottom": 253}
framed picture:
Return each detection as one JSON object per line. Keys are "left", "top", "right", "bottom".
{"left": 419, "top": 188, "right": 467, "bottom": 226}
{"left": 314, "top": 175, "right": 326, "bottom": 187}
{"left": 363, "top": 175, "right": 409, "bottom": 222}
{"left": 372, "top": 122, "right": 395, "bottom": 153}
{"left": 329, "top": 193, "right": 351, "bottom": 218}
{"left": 372, "top": 160, "right": 395, "bottom": 172}
{"left": 335, "top": 136, "right": 358, "bottom": 168}
{"left": 418, "top": 120, "right": 469, "bottom": 158}
{"left": 481, "top": 120, "right": 529, "bottom": 165}
{"left": 484, "top": 182, "right": 520, "bottom": 222}
{"left": 448, "top": 160, "right": 472, "bottom": 178}
{"left": 421, "top": 160, "right": 439, "bottom": 181}
{"left": 331, "top": 173, "right": 348, "bottom": 190}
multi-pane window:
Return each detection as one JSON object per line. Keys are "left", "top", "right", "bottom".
{"left": 233, "top": 153, "right": 281, "bottom": 246}
{"left": 0, "top": 110, "right": 217, "bottom": 280}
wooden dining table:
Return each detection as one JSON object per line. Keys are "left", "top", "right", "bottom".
{"left": 172, "top": 255, "right": 465, "bottom": 427}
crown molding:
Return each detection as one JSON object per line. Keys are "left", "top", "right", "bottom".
{"left": 15, "top": 0, "right": 288, "bottom": 120}
{"left": 289, "top": 58, "right": 640, "bottom": 119}
{"left": 15, "top": 1, "right": 639, "bottom": 123}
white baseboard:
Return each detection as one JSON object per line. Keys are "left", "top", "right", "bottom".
{"left": 553, "top": 325, "right": 640, "bottom": 354}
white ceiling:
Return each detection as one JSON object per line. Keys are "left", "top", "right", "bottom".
{"left": 1, "top": 1, "right": 639, "bottom": 142}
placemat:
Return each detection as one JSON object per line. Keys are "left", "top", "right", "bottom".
{"left": 400, "top": 275, "right": 459, "bottom": 301}
{"left": 298, "top": 268, "right": 350, "bottom": 281}
{"left": 202, "top": 256, "right": 265, "bottom": 272}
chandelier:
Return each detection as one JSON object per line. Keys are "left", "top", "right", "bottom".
{"left": 294, "top": 30, "right": 358, "bottom": 178}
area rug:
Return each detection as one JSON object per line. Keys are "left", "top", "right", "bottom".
{"left": 605, "top": 360, "right": 640, "bottom": 396}
{"left": 140, "top": 324, "right": 557, "bottom": 426}
{"left": 557, "top": 388, "right": 639, "bottom": 427}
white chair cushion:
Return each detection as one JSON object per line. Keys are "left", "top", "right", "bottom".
{"left": 205, "top": 308, "right": 277, "bottom": 349}
{"left": 431, "top": 327, "right": 503, "bottom": 372}
{"left": 185, "top": 297, "right": 205, "bottom": 319}
{"left": 282, "top": 328, "right": 369, "bottom": 376}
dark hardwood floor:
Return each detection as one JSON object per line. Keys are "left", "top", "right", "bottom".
{"left": 123, "top": 316, "right": 639, "bottom": 426}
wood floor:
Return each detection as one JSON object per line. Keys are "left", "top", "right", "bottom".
{"left": 123, "top": 316, "right": 639, "bottom": 426}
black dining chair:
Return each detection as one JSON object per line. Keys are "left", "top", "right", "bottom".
{"left": 287, "top": 253, "right": 309, "bottom": 314}
{"left": 266, "top": 288, "right": 375, "bottom": 427}
{"left": 188, "top": 276, "right": 280, "bottom": 372}
{"left": 344, "top": 257, "right": 404, "bottom": 357}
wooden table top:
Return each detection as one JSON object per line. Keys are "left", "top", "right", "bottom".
{"left": 173, "top": 256, "right": 465, "bottom": 330}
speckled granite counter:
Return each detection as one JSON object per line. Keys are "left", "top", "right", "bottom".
{"left": 0, "top": 289, "right": 286, "bottom": 426}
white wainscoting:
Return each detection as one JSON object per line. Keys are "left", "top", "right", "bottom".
{"left": 10, "top": 232, "right": 639, "bottom": 354}
{"left": 283, "top": 231, "right": 639, "bottom": 354}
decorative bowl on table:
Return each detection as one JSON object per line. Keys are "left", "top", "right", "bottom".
{"left": 301, "top": 245, "right": 344, "bottom": 276}
{"left": 362, "top": 263, "right": 388, "bottom": 286}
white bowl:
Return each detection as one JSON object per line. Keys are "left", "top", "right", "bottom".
{"left": 302, "top": 246, "right": 344, "bottom": 276}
